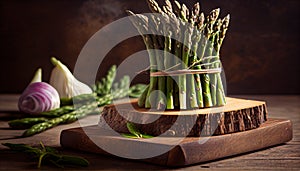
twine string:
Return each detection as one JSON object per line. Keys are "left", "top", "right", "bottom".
{"left": 150, "top": 68, "right": 222, "bottom": 77}
{"left": 136, "top": 55, "right": 222, "bottom": 77}
{"left": 188, "top": 55, "right": 219, "bottom": 69}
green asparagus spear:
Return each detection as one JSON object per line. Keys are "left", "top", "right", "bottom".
{"left": 194, "top": 13, "right": 206, "bottom": 108}
{"left": 208, "top": 16, "right": 229, "bottom": 106}
{"left": 214, "top": 14, "right": 230, "bottom": 106}
{"left": 160, "top": 0, "right": 182, "bottom": 108}
{"left": 178, "top": 4, "right": 196, "bottom": 109}
{"left": 161, "top": 1, "right": 176, "bottom": 109}
{"left": 200, "top": 8, "right": 220, "bottom": 107}
{"left": 207, "top": 19, "right": 222, "bottom": 105}
{"left": 218, "top": 15, "right": 230, "bottom": 47}
{"left": 146, "top": 0, "right": 167, "bottom": 110}
{"left": 127, "top": 11, "right": 158, "bottom": 108}
{"left": 190, "top": 3, "right": 204, "bottom": 108}
{"left": 39, "top": 105, "right": 75, "bottom": 117}
{"left": 93, "top": 65, "right": 117, "bottom": 96}
{"left": 9, "top": 117, "right": 49, "bottom": 129}
{"left": 151, "top": 16, "right": 166, "bottom": 110}
{"left": 177, "top": 3, "right": 195, "bottom": 109}
{"left": 172, "top": 1, "right": 183, "bottom": 108}
{"left": 186, "top": 2, "right": 203, "bottom": 109}
{"left": 137, "top": 85, "right": 149, "bottom": 107}
{"left": 164, "top": 26, "right": 174, "bottom": 109}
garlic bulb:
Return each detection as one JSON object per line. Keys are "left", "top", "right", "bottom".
{"left": 49, "top": 57, "right": 92, "bottom": 98}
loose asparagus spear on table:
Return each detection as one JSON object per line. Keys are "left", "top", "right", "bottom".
{"left": 9, "top": 117, "right": 49, "bottom": 129}
{"left": 93, "top": 65, "right": 117, "bottom": 96}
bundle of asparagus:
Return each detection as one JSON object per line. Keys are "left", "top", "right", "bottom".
{"left": 128, "top": 0, "right": 230, "bottom": 110}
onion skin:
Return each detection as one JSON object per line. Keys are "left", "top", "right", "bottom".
{"left": 18, "top": 82, "right": 60, "bottom": 115}
{"left": 49, "top": 57, "right": 93, "bottom": 98}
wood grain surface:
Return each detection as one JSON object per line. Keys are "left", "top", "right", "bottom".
{"left": 61, "top": 119, "right": 292, "bottom": 166}
{"left": 0, "top": 95, "right": 299, "bottom": 170}
{"left": 100, "top": 98, "right": 267, "bottom": 136}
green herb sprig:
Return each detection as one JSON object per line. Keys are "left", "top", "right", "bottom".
{"left": 2, "top": 142, "right": 89, "bottom": 168}
{"left": 122, "top": 122, "right": 154, "bottom": 139}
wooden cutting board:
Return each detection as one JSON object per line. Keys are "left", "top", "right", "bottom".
{"left": 60, "top": 118, "right": 292, "bottom": 167}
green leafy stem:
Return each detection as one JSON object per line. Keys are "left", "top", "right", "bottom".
{"left": 2, "top": 142, "right": 89, "bottom": 168}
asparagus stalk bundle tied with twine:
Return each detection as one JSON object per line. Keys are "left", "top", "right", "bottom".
{"left": 127, "top": 0, "right": 230, "bottom": 110}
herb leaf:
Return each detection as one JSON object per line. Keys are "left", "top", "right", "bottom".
{"left": 126, "top": 122, "right": 142, "bottom": 138}
{"left": 2, "top": 142, "right": 89, "bottom": 168}
{"left": 123, "top": 122, "right": 154, "bottom": 139}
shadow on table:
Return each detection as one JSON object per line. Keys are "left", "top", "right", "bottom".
{"left": 0, "top": 148, "right": 169, "bottom": 170}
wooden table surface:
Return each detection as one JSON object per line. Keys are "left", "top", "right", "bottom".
{"left": 0, "top": 94, "right": 299, "bottom": 170}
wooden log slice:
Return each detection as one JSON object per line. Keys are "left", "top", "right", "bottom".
{"left": 98, "top": 97, "right": 268, "bottom": 137}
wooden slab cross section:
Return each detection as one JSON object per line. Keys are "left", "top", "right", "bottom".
{"left": 99, "top": 97, "right": 268, "bottom": 136}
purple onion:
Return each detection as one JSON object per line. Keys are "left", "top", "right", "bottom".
{"left": 18, "top": 82, "right": 60, "bottom": 114}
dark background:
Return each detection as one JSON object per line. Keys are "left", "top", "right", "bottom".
{"left": 0, "top": 0, "right": 299, "bottom": 94}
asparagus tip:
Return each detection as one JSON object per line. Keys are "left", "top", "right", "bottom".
{"left": 147, "top": 0, "right": 162, "bottom": 13}
{"left": 193, "top": 2, "right": 200, "bottom": 14}
{"left": 174, "top": 0, "right": 181, "bottom": 9}
{"left": 222, "top": 14, "right": 231, "bottom": 29}
{"left": 182, "top": 4, "right": 188, "bottom": 13}
{"left": 211, "top": 8, "right": 220, "bottom": 17}
{"left": 165, "top": 0, "right": 172, "bottom": 9}
{"left": 225, "top": 14, "right": 231, "bottom": 23}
